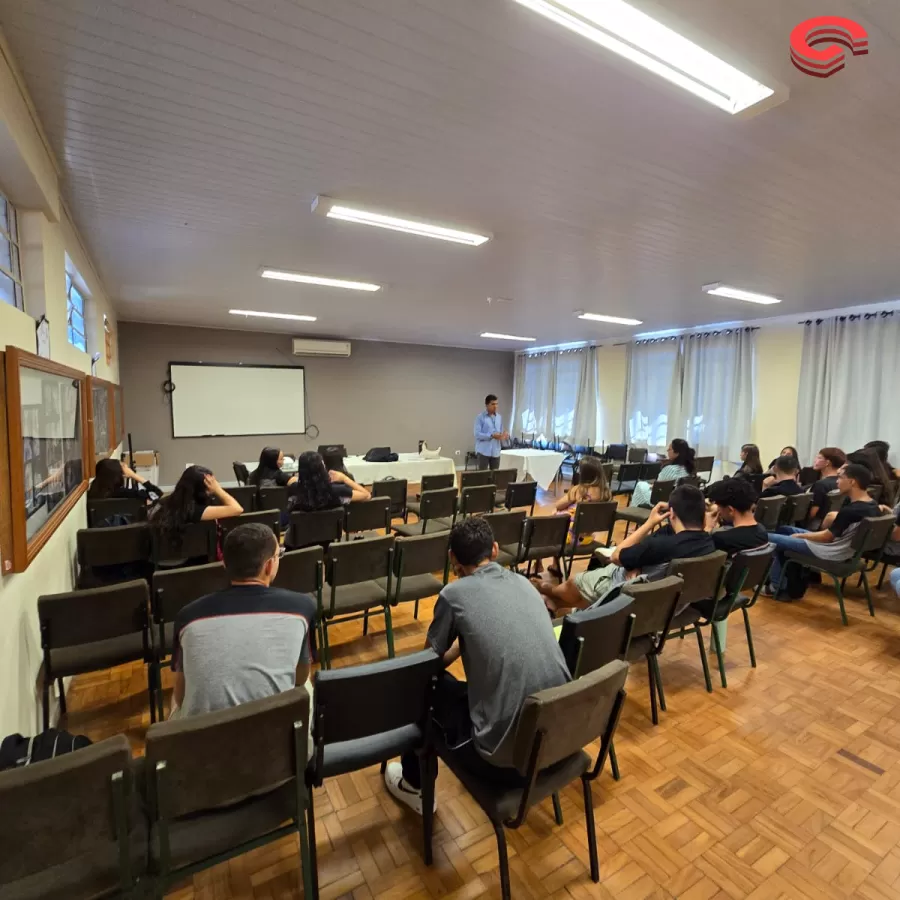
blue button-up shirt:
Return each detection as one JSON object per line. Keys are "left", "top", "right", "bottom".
{"left": 474, "top": 411, "right": 502, "bottom": 458}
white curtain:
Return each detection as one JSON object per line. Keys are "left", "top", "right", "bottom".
{"left": 624, "top": 339, "right": 679, "bottom": 452}
{"left": 511, "top": 352, "right": 557, "bottom": 439}
{"left": 669, "top": 329, "right": 755, "bottom": 461}
{"left": 797, "top": 313, "right": 900, "bottom": 462}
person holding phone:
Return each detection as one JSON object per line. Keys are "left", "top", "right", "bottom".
{"left": 473, "top": 394, "right": 509, "bottom": 470}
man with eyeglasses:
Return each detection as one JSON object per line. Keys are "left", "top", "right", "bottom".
{"left": 170, "top": 522, "right": 315, "bottom": 718}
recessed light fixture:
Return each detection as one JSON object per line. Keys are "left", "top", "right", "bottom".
{"left": 480, "top": 332, "right": 537, "bottom": 342}
{"left": 261, "top": 268, "right": 381, "bottom": 292}
{"left": 702, "top": 283, "right": 782, "bottom": 305}
{"left": 313, "top": 196, "right": 491, "bottom": 246}
{"left": 229, "top": 309, "right": 318, "bottom": 322}
{"left": 512, "top": 0, "right": 779, "bottom": 115}
{"left": 577, "top": 312, "right": 644, "bottom": 325}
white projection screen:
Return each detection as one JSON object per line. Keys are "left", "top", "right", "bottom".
{"left": 169, "top": 363, "right": 307, "bottom": 437}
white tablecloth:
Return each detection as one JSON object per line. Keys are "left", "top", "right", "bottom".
{"left": 499, "top": 449, "right": 566, "bottom": 490}
{"left": 243, "top": 453, "right": 456, "bottom": 485}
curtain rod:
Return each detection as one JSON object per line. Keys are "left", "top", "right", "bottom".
{"left": 800, "top": 310, "right": 895, "bottom": 325}
{"left": 635, "top": 326, "right": 758, "bottom": 345}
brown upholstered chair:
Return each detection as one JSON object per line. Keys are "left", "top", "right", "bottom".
{"left": 481, "top": 510, "right": 526, "bottom": 568}
{"left": 459, "top": 469, "right": 493, "bottom": 489}
{"left": 490, "top": 467, "right": 518, "bottom": 506}
{"left": 344, "top": 496, "right": 392, "bottom": 540}
{"left": 218, "top": 509, "right": 281, "bottom": 542}
{"left": 76, "top": 523, "right": 153, "bottom": 589}
{"left": 406, "top": 474, "right": 455, "bottom": 520}
{"left": 257, "top": 485, "right": 289, "bottom": 515}
{"left": 393, "top": 488, "right": 457, "bottom": 536}
{"left": 224, "top": 485, "right": 257, "bottom": 513}
{"left": 285, "top": 507, "right": 345, "bottom": 551}
{"left": 501, "top": 480, "right": 538, "bottom": 515}
{"left": 754, "top": 495, "right": 786, "bottom": 530}
{"left": 379, "top": 532, "right": 450, "bottom": 617}
{"left": 562, "top": 501, "right": 618, "bottom": 575}
{"left": 86, "top": 496, "right": 148, "bottom": 528}
{"left": 150, "top": 520, "right": 217, "bottom": 569}
{"left": 513, "top": 514, "right": 570, "bottom": 575}
{"left": 372, "top": 478, "right": 408, "bottom": 520}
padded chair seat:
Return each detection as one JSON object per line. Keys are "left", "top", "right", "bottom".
{"left": 567, "top": 539, "right": 610, "bottom": 559}
{"left": 495, "top": 548, "right": 517, "bottom": 568}
{"left": 313, "top": 724, "right": 423, "bottom": 780}
{"left": 393, "top": 521, "right": 451, "bottom": 537}
{"left": 376, "top": 573, "right": 444, "bottom": 604}
{"left": 669, "top": 606, "right": 704, "bottom": 630}
{"left": 346, "top": 530, "right": 384, "bottom": 542}
{"left": 626, "top": 635, "right": 654, "bottom": 662}
{"left": 613, "top": 482, "right": 637, "bottom": 495}
{"left": 494, "top": 490, "right": 507, "bottom": 506}
{"left": 691, "top": 593, "right": 753, "bottom": 621}
{"left": 323, "top": 581, "right": 388, "bottom": 615}
{"left": 615, "top": 507, "right": 651, "bottom": 526}
{"left": 519, "top": 544, "right": 564, "bottom": 562}
{"left": 784, "top": 550, "right": 862, "bottom": 577}
{"left": 49, "top": 633, "right": 148, "bottom": 677}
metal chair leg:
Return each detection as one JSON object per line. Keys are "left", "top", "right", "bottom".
{"left": 552, "top": 792, "right": 564, "bottom": 825}
{"left": 582, "top": 776, "right": 600, "bottom": 882}
{"left": 862, "top": 571, "right": 876, "bottom": 617}
{"left": 297, "top": 799, "right": 314, "bottom": 900}
{"left": 41, "top": 679, "right": 50, "bottom": 731}
{"left": 609, "top": 741, "right": 621, "bottom": 780}
{"left": 647, "top": 656, "right": 658, "bottom": 725}
{"left": 832, "top": 575, "right": 849, "bottom": 626}
{"left": 57, "top": 678, "right": 67, "bottom": 716}
{"left": 321, "top": 620, "right": 332, "bottom": 669}
{"left": 694, "top": 628, "right": 713, "bottom": 693}
{"left": 878, "top": 562, "right": 888, "bottom": 590}
{"left": 493, "top": 822, "right": 512, "bottom": 900}
{"left": 651, "top": 654, "right": 667, "bottom": 712}
{"left": 307, "top": 787, "right": 320, "bottom": 900}
{"left": 363, "top": 609, "right": 369, "bottom": 636}
{"left": 742, "top": 607, "right": 757, "bottom": 668}
{"left": 384, "top": 605, "right": 395, "bottom": 658}
{"left": 420, "top": 752, "right": 436, "bottom": 865}
{"left": 413, "top": 598, "right": 420, "bottom": 619}
{"left": 711, "top": 621, "right": 727, "bottom": 689}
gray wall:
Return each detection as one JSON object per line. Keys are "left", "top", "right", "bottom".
{"left": 118, "top": 322, "right": 515, "bottom": 484}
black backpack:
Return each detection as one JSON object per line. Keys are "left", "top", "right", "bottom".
{"left": 0, "top": 729, "right": 92, "bottom": 770}
{"left": 785, "top": 562, "right": 810, "bottom": 600}
{"left": 363, "top": 447, "right": 398, "bottom": 463}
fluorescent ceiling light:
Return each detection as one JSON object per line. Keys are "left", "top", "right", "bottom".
{"left": 229, "top": 309, "right": 318, "bottom": 322}
{"left": 513, "top": 0, "right": 776, "bottom": 115}
{"left": 313, "top": 196, "right": 491, "bottom": 246}
{"left": 702, "top": 283, "right": 781, "bottom": 305}
{"left": 261, "top": 268, "right": 381, "bottom": 292}
{"left": 578, "top": 312, "right": 644, "bottom": 325}
{"left": 480, "top": 332, "right": 537, "bottom": 342}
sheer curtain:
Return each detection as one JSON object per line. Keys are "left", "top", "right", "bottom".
{"left": 797, "top": 312, "right": 900, "bottom": 461}
{"left": 623, "top": 339, "right": 679, "bottom": 452}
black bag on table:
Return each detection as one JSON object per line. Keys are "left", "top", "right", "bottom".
{"left": 364, "top": 447, "right": 398, "bottom": 463}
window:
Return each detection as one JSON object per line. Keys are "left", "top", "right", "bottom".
{"left": 0, "top": 193, "right": 24, "bottom": 310}
{"left": 625, "top": 340, "right": 679, "bottom": 452}
{"left": 66, "top": 272, "right": 87, "bottom": 352}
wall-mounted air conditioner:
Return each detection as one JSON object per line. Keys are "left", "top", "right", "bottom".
{"left": 291, "top": 338, "right": 351, "bottom": 358}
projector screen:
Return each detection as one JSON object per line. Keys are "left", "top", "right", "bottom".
{"left": 169, "top": 363, "right": 307, "bottom": 437}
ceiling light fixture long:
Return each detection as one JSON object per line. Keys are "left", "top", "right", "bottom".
{"left": 261, "top": 268, "right": 381, "bottom": 292}
{"left": 313, "top": 196, "right": 491, "bottom": 246}
{"left": 480, "top": 332, "right": 537, "bottom": 342}
{"left": 702, "top": 283, "right": 781, "bottom": 305}
{"left": 512, "top": 0, "right": 780, "bottom": 115}
{"left": 577, "top": 311, "right": 644, "bottom": 325}
{"left": 229, "top": 309, "right": 318, "bottom": 322}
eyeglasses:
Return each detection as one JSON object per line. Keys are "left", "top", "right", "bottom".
{"left": 277, "top": 545, "right": 286, "bottom": 558}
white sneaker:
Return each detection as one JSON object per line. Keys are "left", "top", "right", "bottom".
{"left": 384, "top": 761, "right": 436, "bottom": 815}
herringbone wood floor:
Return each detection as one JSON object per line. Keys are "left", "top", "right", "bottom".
{"left": 64, "top": 489, "right": 900, "bottom": 899}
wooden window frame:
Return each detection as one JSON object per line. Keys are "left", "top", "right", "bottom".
{"left": 113, "top": 383, "right": 125, "bottom": 446}
{"left": 0, "top": 193, "right": 24, "bottom": 311}
{"left": 0, "top": 352, "right": 13, "bottom": 573}
{"left": 4, "top": 347, "right": 89, "bottom": 573}
{"left": 86, "top": 375, "right": 118, "bottom": 475}
{"left": 66, "top": 272, "right": 87, "bottom": 352}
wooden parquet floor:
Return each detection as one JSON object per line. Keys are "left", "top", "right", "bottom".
{"left": 63, "top": 490, "right": 900, "bottom": 900}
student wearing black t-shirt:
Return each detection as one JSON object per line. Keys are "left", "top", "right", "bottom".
{"left": 808, "top": 447, "right": 847, "bottom": 524}
{"left": 288, "top": 450, "right": 370, "bottom": 513}
{"left": 706, "top": 479, "right": 768, "bottom": 555}
{"left": 759, "top": 455, "right": 804, "bottom": 500}
{"left": 88, "top": 458, "right": 163, "bottom": 506}
{"left": 249, "top": 446, "right": 297, "bottom": 488}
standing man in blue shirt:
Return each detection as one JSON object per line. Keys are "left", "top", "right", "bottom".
{"left": 474, "top": 394, "right": 508, "bottom": 470}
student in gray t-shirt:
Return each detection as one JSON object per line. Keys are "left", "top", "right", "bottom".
{"left": 384, "top": 517, "right": 570, "bottom": 815}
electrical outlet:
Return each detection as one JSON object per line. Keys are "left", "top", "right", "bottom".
{"left": 454, "top": 449, "right": 460, "bottom": 455}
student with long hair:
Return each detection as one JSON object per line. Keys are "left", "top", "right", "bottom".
{"left": 848, "top": 448, "right": 893, "bottom": 492}
{"left": 735, "top": 443, "right": 763, "bottom": 479}
{"left": 88, "top": 458, "right": 162, "bottom": 504}
{"left": 767, "top": 446, "right": 800, "bottom": 472}
{"left": 289, "top": 451, "right": 370, "bottom": 512}
{"left": 248, "top": 446, "right": 297, "bottom": 488}
{"left": 864, "top": 440, "right": 900, "bottom": 481}
{"left": 631, "top": 438, "right": 696, "bottom": 507}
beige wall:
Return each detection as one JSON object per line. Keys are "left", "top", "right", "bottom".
{"left": 118, "top": 323, "right": 515, "bottom": 485}
{"left": 596, "top": 343, "right": 627, "bottom": 447}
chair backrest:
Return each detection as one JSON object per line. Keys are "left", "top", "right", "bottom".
{"left": 743, "top": 473, "right": 765, "bottom": 493}
{"left": 421, "top": 473, "right": 455, "bottom": 492}
{"left": 666, "top": 551, "right": 728, "bottom": 606}
{"left": 258, "top": 486, "right": 289, "bottom": 514}
{"left": 419, "top": 487, "right": 458, "bottom": 522}
{"left": 459, "top": 484, "right": 495, "bottom": 516}
{"left": 460, "top": 470, "right": 493, "bottom": 489}
{"left": 482, "top": 510, "right": 526, "bottom": 546}
{"left": 273, "top": 546, "right": 324, "bottom": 595}
{"left": 614, "top": 463, "right": 642, "bottom": 485}
{"left": 622, "top": 575, "right": 684, "bottom": 638}
{"left": 799, "top": 466, "right": 820, "bottom": 486}
{"left": 150, "top": 519, "right": 218, "bottom": 566}
{"left": 522, "top": 514, "right": 570, "bottom": 555}
{"left": 152, "top": 561, "right": 230, "bottom": 624}
{"left": 627, "top": 447, "right": 647, "bottom": 463}
{"left": 327, "top": 534, "right": 394, "bottom": 586}
{"left": 345, "top": 497, "right": 392, "bottom": 535}
{"left": 723, "top": 544, "right": 775, "bottom": 596}
{"left": 572, "top": 501, "right": 618, "bottom": 538}
{"left": 145, "top": 687, "right": 310, "bottom": 820}
{"left": 693, "top": 456, "right": 715, "bottom": 477}
{"left": 639, "top": 461, "right": 662, "bottom": 481}
{"left": 288, "top": 507, "right": 345, "bottom": 549}
{"left": 867, "top": 484, "right": 884, "bottom": 503}
{"left": 219, "top": 509, "right": 281, "bottom": 542}
{"left": 825, "top": 490, "right": 849, "bottom": 515}
{"left": 851, "top": 514, "right": 898, "bottom": 555}
{"left": 605, "top": 444, "right": 628, "bottom": 462}
{"left": 754, "top": 495, "right": 786, "bottom": 530}
{"left": 490, "top": 467, "right": 518, "bottom": 492}
{"left": 39, "top": 579, "right": 150, "bottom": 650}
{"left": 225, "top": 484, "right": 257, "bottom": 512}
{"left": 77, "top": 523, "right": 151, "bottom": 569}
{"left": 372, "top": 478, "right": 408, "bottom": 515}
{"left": 559, "top": 594, "right": 635, "bottom": 677}
{"left": 782, "top": 492, "right": 813, "bottom": 526}
{"left": 232, "top": 462, "right": 251, "bottom": 485}
{"left": 511, "top": 659, "right": 629, "bottom": 777}
{"left": 504, "top": 480, "right": 538, "bottom": 512}
{"left": 395, "top": 532, "right": 451, "bottom": 579}
{"left": 0, "top": 734, "right": 135, "bottom": 888}
{"left": 86, "top": 496, "right": 147, "bottom": 527}
{"left": 650, "top": 480, "right": 677, "bottom": 505}
{"left": 677, "top": 475, "right": 703, "bottom": 489}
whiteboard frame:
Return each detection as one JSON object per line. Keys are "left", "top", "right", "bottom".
{"left": 168, "top": 361, "right": 308, "bottom": 438}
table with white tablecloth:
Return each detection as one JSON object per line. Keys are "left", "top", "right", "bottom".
{"left": 499, "top": 449, "right": 566, "bottom": 490}
{"left": 243, "top": 453, "right": 456, "bottom": 485}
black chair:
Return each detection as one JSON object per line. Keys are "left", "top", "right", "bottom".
{"left": 232, "top": 462, "right": 251, "bottom": 486}
{"left": 754, "top": 495, "right": 786, "bottom": 530}
{"left": 0, "top": 734, "right": 143, "bottom": 899}
{"left": 616, "top": 481, "right": 678, "bottom": 537}
{"left": 307, "top": 650, "right": 443, "bottom": 895}
{"left": 225, "top": 485, "right": 257, "bottom": 513}
{"left": 627, "top": 447, "right": 647, "bottom": 464}
{"left": 742, "top": 473, "right": 765, "bottom": 494}
{"left": 144, "top": 687, "right": 313, "bottom": 900}
{"left": 693, "top": 456, "right": 715, "bottom": 483}
{"left": 611, "top": 463, "right": 642, "bottom": 499}
{"left": 382, "top": 532, "right": 451, "bottom": 618}
{"left": 502, "top": 480, "right": 538, "bottom": 515}
{"left": 604, "top": 444, "right": 627, "bottom": 462}
{"left": 372, "top": 478, "right": 408, "bottom": 520}
{"left": 482, "top": 510, "right": 526, "bottom": 568}
{"left": 638, "top": 461, "right": 662, "bottom": 482}
{"left": 150, "top": 520, "right": 218, "bottom": 569}
{"left": 76, "top": 522, "right": 153, "bottom": 588}
{"left": 219, "top": 509, "right": 281, "bottom": 542}
{"left": 38, "top": 580, "right": 158, "bottom": 729}
{"left": 406, "top": 473, "right": 456, "bottom": 519}
{"left": 273, "top": 546, "right": 324, "bottom": 597}
{"left": 432, "top": 660, "right": 628, "bottom": 900}
{"left": 777, "top": 514, "right": 896, "bottom": 625}
{"left": 460, "top": 469, "right": 493, "bottom": 489}
{"left": 562, "top": 501, "right": 618, "bottom": 575}
{"left": 822, "top": 490, "right": 849, "bottom": 518}
{"left": 321, "top": 535, "right": 395, "bottom": 667}
{"left": 345, "top": 496, "right": 392, "bottom": 540}
{"left": 622, "top": 575, "right": 684, "bottom": 724}
{"left": 514, "top": 514, "right": 570, "bottom": 575}
{"left": 868, "top": 484, "right": 885, "bottom": 504}
{"left": 781, "top": 492, "right": 813, "bottom": 527}
{"left": 258, "top": 486, "right": 289, "bottom": 515}
{"left": 677, "top": 475, "right": 703, "bottom": 489}
{"left": 799, "top": 466, "right": 820, "bottom": 487}
{"left": 286, "top": 507, "right": 345, "bottom": 550}
{"left": 446, "top": 484, "right": 495, "bottom": 523}
{"left": 393, "top": 488, "right": 457, "bottom": 536}
{"left": 490, "top": 468, "right": 518, "bottom": 506}
{"left": 87, "top": 496, "right": 148, "bottom": 528}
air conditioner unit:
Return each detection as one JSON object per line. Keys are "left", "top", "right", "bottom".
{"left": 292, "top": 338, "right": 351, "bottom": 358}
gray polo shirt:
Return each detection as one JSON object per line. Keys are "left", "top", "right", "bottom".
{"left": 427, "top": 562, "right": 570, "bottom": 767}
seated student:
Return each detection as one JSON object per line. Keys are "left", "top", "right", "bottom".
{"left": 808, "top": 447, "right": 847, "bottom": 524}
{"left": 535, "top": 485, "right": 715, "bottom": 614}
{"left": 758, "top": 455, "right": 804, "bottom": 499}
{"left": 734, "top": 443, "right": 764, "bottom": 480}
{"left": 88, "top": 458, "right": 163, "bottom": 505}
{"left": 384, "top": 517, "right": 570, "bottom": 813}
{"left": 765, "top": 463, "right": 881, "bottom": 595}
{"left": 170, "top": 522, "right": 316, "bottom": 718}
{"left": 705, "top": 479, "right": 768, "bottom": 555}
{"left": 762, "top": 446, "right": 800, "bottom": 488}
{"left": 631, "top": 438, "right": 695, "bottom": 507}
{"left": 289, "top": 450, "right": 370, "bottom": 512}
{"left": 865, "top": 440, "right": 900, "bottom": 481}
{"left": 248, "top": 446, "right": 297, "bottom": 488}
{"left": 848, "top": 448, "right": 894, "bottom": 494}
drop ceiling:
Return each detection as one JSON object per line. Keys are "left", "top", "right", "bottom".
{"left": 1, "top": 0, "right": 899, "bottom": 349}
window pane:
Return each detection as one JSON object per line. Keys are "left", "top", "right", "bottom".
{"left": 71, "top": 309, "right": 85, "bottom": 335}
{"left": 8, "top": 204, "right": 17, "bottom": 243}
{"left": 14, "top": 281, "right": 23, "bottom": 310}
{"left": 66, "top": 272, "right": 72, "bottom": 294}
{"left": 72, "top": 286, "right": 85, "bottom": 315}
{"left": 0, "top": 238, "right": 11, "bottom": 273}
{"left": 0, "top": 270, "right": 15, "bottom": 307}
{"left": 10, "top": 243, "right": 20, "bottom": 279}
{"left": 0, "top": 198, "right": 7, "bottom": 236}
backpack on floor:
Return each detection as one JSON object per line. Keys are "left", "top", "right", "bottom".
{"left": 785, "top": 562, "right": 810, "bottom": 600}
{"left": 0, "top": 729, "right": 92, "bottom": 770}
